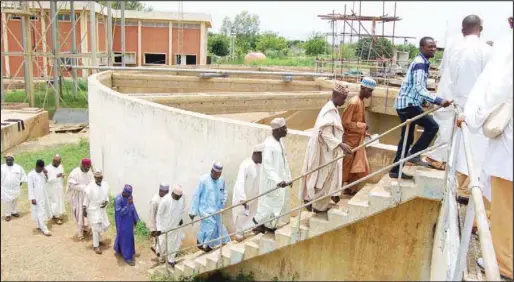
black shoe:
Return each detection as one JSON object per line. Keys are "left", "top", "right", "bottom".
{"left": 11, "top": 213, "right": 20, "bottom": 218}
{"left": 252, "top": 225, "right": 266, "bottom": 235}
{"left": 406, "top": 155, "right": 429, "bottom": 167}
{"left": 331, "top": 196, "right": 341, "bottom": 204}
{"left": 126, "top": 259, "right": 135, "bottom": 266}
{"left": 203, "top": 246, "right": 213, "bottom": 253}
{"left": 264, "top": 227, "right": 277, "bottom": 234}
{"left": 197, "top": 240, "right": 205, "bottom": 251}
{"left": 5, "top": 216, "right": 11, "bottom": 222}
{"left": 456, "top": 196, "right": 469, "bottom": 205}
{"left": 389, "top": 172, "right": 413, "bottom": 180}
{"left": 304, "top": 200, "right": 313, "bottom": 212}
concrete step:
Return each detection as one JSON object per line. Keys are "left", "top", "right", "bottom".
{"left": 194, "top": 256, "right": 208, "bottom": 274}
{"left": 229, "top": 244, "right": 246, "bottom": 264}
{"left": 369, "top": 183, "right": 394, "bottom": 211}
{"left": 275, "top": 223, "right": 309, "bottom": 248}
{"left": 347, "top": 184, "right": 374, "bottom": 219}
{"left": 174, "top": 263, "right": 186, "bottom": 279}
{"left": 308, "top": 213, "right": 331, "bottom": 238}
{"left": 414, "top": 167, "right": 445, "bottom": 200}
{"left": 258, "top": 233, "right": 277, "bottom": 255}
{"left": 183, "top": 259, "right": 197, "bottom": 276}
{"left": 205, "top": 246, "right": 232, "bottom": 270}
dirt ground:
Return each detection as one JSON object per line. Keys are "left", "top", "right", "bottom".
{"left": 1, "top": 133, "right": 159, "bottom": 281}
{"left": 5, "top": 132, "right": 89, "bottom": 155}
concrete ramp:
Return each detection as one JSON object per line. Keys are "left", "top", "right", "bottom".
{"left": 52, "top": 108, "right": 89, "bottom": 124}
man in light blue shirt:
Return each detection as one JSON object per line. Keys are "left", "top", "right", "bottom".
{"left": 389, "top": 37, "right": 452, "bottom": 179}
{"left": 189, "top": 162, "right": 230, "bottom": 252}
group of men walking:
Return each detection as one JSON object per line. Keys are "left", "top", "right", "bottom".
{"left": 1, "top": 14, "right": 511, "bottom": 278}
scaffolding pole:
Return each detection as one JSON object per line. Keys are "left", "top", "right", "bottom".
{"left": 71, "top": 0, "right": 78, "bottom": 97}
{"left": 50, "top": 1, "right": 60, "bottom": 108}
{"left": 107, "top": 1, "right": 113, "bottom": 66}
{"left": 20, "top": 2, "right": 35, "bottom": 106}
{"left": 89, "top": 1, "right": 97, "bottom": 74}
{"left": 121, "top": 0, "right": 125, "bottom": 67}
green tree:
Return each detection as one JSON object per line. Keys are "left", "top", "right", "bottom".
{"left": 304, "top": 33, "right": 327, "bottom": 56}
{"left": 208, "top": 34, "right": 230, "bottom": 57}
{"left": 255, "top": 32, "right": 288, "bottom": 53}
{"left": 355, "top": 37, "right": 394, "bottom": 60}
{"left": 97, "top": 1, "right": 153, "bottom": 11}
{"left": 220, "top": 11, "right": 260, "bottom": 56}
{"left": 339, "top": 43, "right": 357, "bottom": 59}
{"left": 395, "top": 43, "right": 418, "bottom": 59}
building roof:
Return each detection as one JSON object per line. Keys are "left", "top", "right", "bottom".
{"left": 1, "top": 1, "right": 212, "bottom": 27}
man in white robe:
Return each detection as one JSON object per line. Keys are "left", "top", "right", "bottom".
{"left": 232, "top": 144, "right": 263, "bottom": 242}
{"left": 302, "top": 81, "right": 352, "bottom": 213}
{"left": 1, "top": 153, "right": 27, "bottom": 221}
{"left": 155, "top": 185, "right": 185, "bottom": 267}
{"left": 458, "top": 20, "right": 513, "bottom": 279}
{"left": 45, "top": 154, "right": 65, "bottom": 225}
{"left": 149, "top": 183, "right": 169, "bottom": 254}
{"left": 426, "top": 15, "right": 492, "bottom": 180}
{"left": 28, "top": 159, "right": 52, "bottom": 236}
{"left": 83, "top": 169, "right": 110, "bottom": 254}
{"left": 253, "top": 118, "right": 292, "bottom": 234}
{"left": 67, "top": 158, "right": 93, "bottom": 239}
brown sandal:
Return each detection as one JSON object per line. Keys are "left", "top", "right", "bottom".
{"left": 426, "top": 157, "right": 446, "bottom": 171}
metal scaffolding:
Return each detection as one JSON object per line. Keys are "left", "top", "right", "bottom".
{"left": 0, "top": 0, "right": 120, "bottom": 108}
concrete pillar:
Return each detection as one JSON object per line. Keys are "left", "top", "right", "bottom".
{"left": 168, "top": 21, "right": 173, "bottom": 66}
{"left": 200, "top": 22, "right": 206, "bottom": 65}
{"left": 1, "top": 12, "right": 11, "bottom": 77}
{"left": 137, "top": 20, "right": 141, "bottom": 66}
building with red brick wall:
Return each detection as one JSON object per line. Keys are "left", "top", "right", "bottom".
{"left": 1, "top": 1, "right": 211, "bottom": 79}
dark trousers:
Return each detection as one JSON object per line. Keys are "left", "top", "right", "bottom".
{"left": 390, "top": 106, "right": 439, "bottom": 173}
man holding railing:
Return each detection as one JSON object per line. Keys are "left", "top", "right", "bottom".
{"left": 389, "top": 37, "right": 452, "bottom": 180}
{"left": 253, "top": 118, "right": 292, "bottom": 234}
{"left": 458, "top": 18, "right": 513, "bottom": 279}
{"left": 189, "top": 162, "right": 230, "bottom": 252}
{"left": 302, "top": 81, "right": 351, "bottom": 212}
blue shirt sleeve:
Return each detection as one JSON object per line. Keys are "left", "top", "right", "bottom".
{"left": 412, "top": 65, "right": 443, "bottom": 105}
{"left": 189, "top": 180, "right": 204, "bottom": 216}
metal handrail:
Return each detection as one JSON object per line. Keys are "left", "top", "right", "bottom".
{"left": 160, "top": 104, "right": 446, "bottom": 237}
{"left": 159, "top": 142, "right": 448, "bottom": 263}
{"left": 157, "top": 104, "right": 448, "bottom": 267}
{"left": 451, "top": 106, "right": 501, "bottom": 281}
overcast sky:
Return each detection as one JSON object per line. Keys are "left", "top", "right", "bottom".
{"left": 143, "top": 1, "right": 513, "bottom": 47}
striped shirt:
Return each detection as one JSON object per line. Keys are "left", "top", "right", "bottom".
{"left": 394, "top": 53, "right": 443, "bottom": 110}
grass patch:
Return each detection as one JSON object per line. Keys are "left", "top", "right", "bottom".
{"left": 4, "top": 79, "right": 89, "bottom": 118}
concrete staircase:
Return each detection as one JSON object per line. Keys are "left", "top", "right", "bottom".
{"left": 148, "top": 166, "right": 445, "bottom": 279}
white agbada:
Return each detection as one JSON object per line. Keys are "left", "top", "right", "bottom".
{"left": 45, "top": 164, "right": 65, "bottom": 217}
{"left": 148, "top": 193, "right": 162, "bottom": 232}
{"left": 156, "top": 193, "right": 185, "bottom": 263}
{"left": 254, "top": 136, "right": 292, "bottom": 229}
{"left": 463, "top": 32, "right": 513, "bottom": 200}
{"left": 231, "top": 158, "right": 260, "bottom": 236}
{"left": 1, "top": 163, "right": 27, "bottom": 202}
{"left": 27, "top": 170, "right": 52, "bottom": 226}
{"left": 83, "top": 180, "right": 110, "bottom": 232}
{"left": 428, "top": 34, "right": 492, "bottom": 163}
{"left": 302, "top": 100, "right": 344, "bottom": 211}
{"left": 66, "top": 167, "right": 94, "bottom": 230}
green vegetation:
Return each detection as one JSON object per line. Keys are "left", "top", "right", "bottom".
{"left": 106, "top": 195, "right": 150, "bottom": 243}
{"left": 355, "top": 37, "right": 394, "bottom": 60}
{"left": 303, "top": 33, "right": 328, "bottom": 56}
{"left": 4, "top": 79, "right": 89, "bottom": 118}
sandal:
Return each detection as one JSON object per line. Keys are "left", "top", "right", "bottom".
{"left": 425, "top": 157, "right": 446, "bottom": 171}
{"left": 343, "top": 189, "right": 358, "bottom": 196}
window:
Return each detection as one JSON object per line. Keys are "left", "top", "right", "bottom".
{"left": 172, "top": 23, "right": 200, "bottom": 29}
{"left": 114, "top": 52, "right": 136, "bottom": 65}
{"left": 8, "top": 15, "right": 39, "bottom": 21}
{"left": 141, "top": 21, "right": 168, "bottom": 28}
{"left": 144, "top": 53, "right": 166, "bottom": 65}
{"left": 59, "top": 57, "right": 76, "bottom": 66}
{"left": 175, "top": 54, "right": 197, "bottom": 65}
{"left": 57, "top": 14, "right": 71, "bottom": 21}
{"left": 114, "top": 20, "right": 138, "bottom": 26}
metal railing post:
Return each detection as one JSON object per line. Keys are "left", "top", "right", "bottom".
{"left": 396, "top": 121, "right": 411, "bottom": 203}
{"left": 218, "top": 212, "right": 224, "bottom": 268}
{"left": 164, "top": 232, "right": 169, "bottom": 273}
{"left": 296, "top": 176, "right": 306, "bottom": 242}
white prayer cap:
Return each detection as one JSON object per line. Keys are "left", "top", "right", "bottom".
{"left": 159, "top": 183, "right": 170, "bottom": 191}
{"left": 212, "top": 162, "right": 223, "bottom": 172}
{"left": 53, "top": 154, "right": 61, "bottom": 160}
{"left": 5, "top": 152, "right": 14, "bottom": 159}
{"left": 333, "top": 80, "right": 347, "bottom": 93}
{"left": 172, "top": 184, "right": 183, "bottom": 196}
{"left": 361, "top": 77, "right": 377, "bottom": 90}
{"left": 270, "top": 118, "right": 286, "bottom": 130}
{"left": 93, "top": 168, "right": 103, "bottom": 177}
{"left": 253, "top": 143, "right": 265, "bottom": 152}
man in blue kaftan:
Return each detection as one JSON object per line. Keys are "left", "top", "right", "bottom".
{"left": 189, "top": 162, "right": 231, "bottom": 252}
{"left": 114, "top": 184, "right": 140, "bottom": 266}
